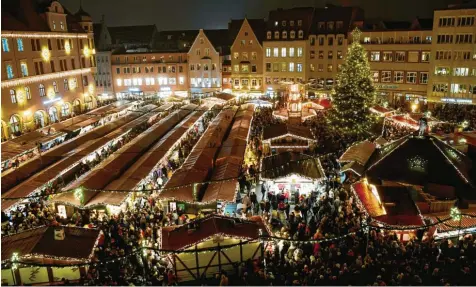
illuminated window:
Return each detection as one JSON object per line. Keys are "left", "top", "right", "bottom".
{"left": 281, "top": 47, "right": 286, "bottom": 57}
{"left": 371, "top": 71, "right": 379, "bottom": 82}
{"left": 20, "top": 62, "right": 28, "bottom": 77}
{"left": 370, "top": 51, "right": 380, "bottom": 61}
{"left": 406, "top": 72, "right": 417, "bottom": 84}
{"left": 273, "top": 48, "right": 278, "bottom": 57}
{"left": 39, "top": 84, "right": 46, "bottom": 97}
{"left": 297, "top": 47, "right": 303, "bottom": 57}
{"left": 25, "top": 87, "right": 31, "bottom": 99}
{"left": 297, "top": 63, "right": 303, "bottom": 72}
{"left": 117, "top": 79, "right": 122, "bottom": 86}
{"left": 53, "top": 81, "right": 58, "bottom": 93}
{"left": 6, "top": 64, "right": 14, "bottom": 79}
{"left": 419, "top": 72, "right": 428, "bottom": 84}
{"left": 17, "top": 38, "right": 24, "bottom": 51}
{"left": 289, "top": 47, "right": 295, "bottom": 57}
{"left": 394, "top": 71, "right": 404, "bottom": 83}
{"left": 381, "top": 71, "right": 391, "bottom": 83}
{"left": 10, "top": 89, "right": 17, "bottom": 103}
{"left": 289, "top": 62, "right": 294, "bottom": 72}
{"left": 265, "top": 48, "right": 271, "bottom": 58}
{"left": 2, "top": 38, "right": 9, "bottom": 52}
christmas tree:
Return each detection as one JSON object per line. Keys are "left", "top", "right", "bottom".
{"left": 328, "top": 28, "right": 376, "bottom": 138}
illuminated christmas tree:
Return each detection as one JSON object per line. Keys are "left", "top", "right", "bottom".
{"left": 328, "top": 28, "right": 376, "bottom": 138}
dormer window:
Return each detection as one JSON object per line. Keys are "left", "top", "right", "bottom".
{"left": 298, "top": 30, "right": 304, "bottom": 39}
{"left": 318, "top": 22, "right": 325, "bottom": 30}
{"left": 60, "top": 21, "right": 64, "bottom": 30}
{"left": 52, "top": 20, "right": 56, "bottom": 30}
{"left": 267, "top": 31, "right": 272, "bottom": 39}
{"left": 327, "top": 22, "right": 334, "bottom": 30}
{"left": 282, "top": 31, "right": 287, "bottom": 39}
{"left": 290, "top": 31, "right": 296, "bottom": 39}
{"left": 282, "top": 21, "right": 286, "bottom": 26}
{"left": 290, "top": 21, "right": 295, "bottom": 26}
{"left": 298, "top": 20, "right": 302, "bottom": 26}
{"left": 274, "top": 31, "right": 280, "bottom": 39}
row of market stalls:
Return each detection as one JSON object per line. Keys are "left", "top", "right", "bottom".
{"left": 48, "top": 105, "right": 199, "bottom": 216}
{"left": 0, "top": 101, "right": 145, "bottom": 192}
{"left": 1, "top": 100, "right": 136, "bottom": 173}
{"left": 370, "top": 105, "right": 445, "bottom": 131}
{"left": 339, "top": 132, "right": 476, "bottom": 240}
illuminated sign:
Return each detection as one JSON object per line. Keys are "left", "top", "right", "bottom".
{"left": 375, "top": 84, "right": 398, "bottom": 89}
{"left": 43, "top": 97, "right": 62, "bottom": 105}
{"left": 442, "top": 98, "right": 472, "bottom": 104}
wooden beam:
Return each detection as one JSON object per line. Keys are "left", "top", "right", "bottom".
{"left": 220, "top": 249, "right": 233, "bottom": 265}
{"left": 195, "top": 245, "right": 200, "bottom": 279}
{"left": 239, "top": 240, "right": 243, "bottom": 263}
{"left": 175, "top": 254, "right": 197, "bottom": 280}
{"left": 200, "top": 251, "right": 217, "bottom": 279}
{"left": 251, "top": 241, "right": 261, "bottom": 259}
{"left": 217, "top": 242, "right": 222, "bottom": 273}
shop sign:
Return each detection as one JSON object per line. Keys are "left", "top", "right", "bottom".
{"left": 441, "top": 98, "right": 473, "bottom": 104}
{"left": 376, "top": 84, "right": 398, "bottom": 89}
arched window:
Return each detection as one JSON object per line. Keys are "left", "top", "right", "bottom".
{"left": 39, "top": 84, "right": 46, "bottom": 97}
{"left": 25, "top": 87, "right": 31, "bottom": 99}
{"left": 49, "top": 107, "right": 58, "bottom": 123}
{"left": 274, "top": 31, "right": 279, "bottom": 39}
{"left": 34, "top": 111, "right": 46, "bottom": 128}
{"left": 9, "top": 115, "right": 21, "bottom": 133}
{"left": 10, "top": 89, "right": 17, "bottom": 103}
{"left": 64, "top": 79, "right": 69, "bottom": 91}
{"left": 61, "top": 103, "right": 70, "bottom": 117}
{"left": 282, "top": 31, "right": 287, "bottom": 39}
{"left": 290, "top": 31, "right": 296, "bottom": 39}
{"left": 53, "top": 81, "right": 58, "bottom": 93}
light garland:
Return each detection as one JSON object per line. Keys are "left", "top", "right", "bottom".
{"left": 1, "top": 31, "right": 89, "bottom": 39}
{"left": 408, "top": 155, "right": 427, "bottom": 172}
{"left": 431, "top": 140, "right": 470, "bottom": 184}
{"left": 1, "top": 68, "right": 92, "bottom": 89}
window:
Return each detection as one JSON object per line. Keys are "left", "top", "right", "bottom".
{"left": 71, "top": 59, "right": 75, "bottom": 70}
{"left": 419, "top": 72, "right": 428, "bottom": 84}
{"left": 190, "top": 64, "right": 195, "bottom": 71}
{"left": 25, "top": 87, "right": 31, "bottom": 99}
{"left": 265, "top": 48, "right": 271, "bottom": 58}
{"left": 39, "top": 84, "right": 46, "bottom": 97}
{"left": 328, "top": 51, "right": 333, "bottom": 59}
{"left": 318, "top": 50, "right": 324, "bottom": 59}
{"left": 318, "top": 64, "right": 323, "bottom": 72}
{"left": 233, "top": 52, "right": 239, "bottom": 59}
{"left": 281, "top": 63, "right": 287, "bottom": 72}
{"left": 381, "top": 71, "right": 391, "bottom": 83}
{"left": 394, "top": 71, "right": 404, "bottom": 83}
{"left": 6, "top": 64, "right": 14, "bottom": 79}
{"left": 282, "top": 21, "right": 286, "bottom": 26}
{"left": 266, "top": 63, "right": 271, "bottom": 72}
{"left": 298, "top": 30, "right": 303, "bottom": 39}
{"left": 274, "top": 31, "right": 279, "bottom": 39}
{"left": 318, "top": 37, "right": 324, "bottom": 46}
{"left": 337, "top": 50, "right": 343, "bottom": 59}
{"left": 251, "top": 79, "right": 257, "bottom": 86}
{"left": 437, "top": 34, "right": 453, "bottom": 44}
{"left": 251, "top": 65, "right": 257, "bottom": 73}
{"left": 47, "top": 39, "right": 52, "bottom": 50}
{"left": 438, "top": 17, "right": 455, "bottom": 27}
{"left": 297, "top": 47, "right": 303, "bottom": 57}
{"left": 435, "top": 50, "right": 452, "bottom": 60}
{"left": 327, "top": 22, "right": 334, "bottom": 30}
{"left": 82, "top": 75, "right": 88, "bottom": 86}
{"left": 310, "top": 63, "right": 315, "bottom": 72}
{"left": 116, "top": 67, "right": 121, "bottom": 74}
{"left": 251, "top": 52, "right": 257, "bottom": 60}
{"left": 337, "top": 37, "right": 343, "bottom": 45}
{"left": 328, "top": 37, "right": 333, "bottom": 46}
{"left": 241, "top": 79, "right": 249, "bottom": 86}
{"left": 363, "top": 37, "right": 371, "bottom": 44}
{"left": 64, "top": 79, "right": 69, "bottom": 90}
{"left": 435, "top": 66, "right": 450, "bottom": 75}
{"left": 327, "top": 64, "right": 332, "bottom": 72}
{"left": 290, "top": 31, "right": 295, "bottom": 39}
{"left": 20, "top": 62, "right": 28, "bottom": 77}
{"left": 370, "top": 51, "right": 380, "bottom": 61}
{"left": 50, "top": 60, "right": 56, "bottom": 73}
{"left": 310, "top": 50, "right": 315, "bottom": 59}
{"left": 298, "top": 20, "right": 302, "bottom": 26}
{"left": 10, "top": 89, "right": 16, "bottom": 103}
{"left": 273, "top": 63, "right": 279, "bottom": 72}
{"left": 169, "top": 78, "right": 176, "bottom": 85}
{"left": 289, "top": 62, "right": 295, "bottom": 72}
{"left": 458, "top": 16, "right": 475, "bottom": 27}
{"left": 282, "top": 31, "right": 287, "bottom": 39}
{"left": 267, "top": 31, "right": 272, "bottom": 39}
{"left": 2, "top": 38, "right": 9, "bottom": 52}
{"left": 395, "top": 52, "right": 405, "bottom": 62}
{"left": 17, "top": 38, "right": 24, "bottom": 51}
{"left": 60, "top": 21, "right": 64, "bottom": 30}
{"left": 281, "top": 47, "right": 286, "bottom": 57}
{"left": 454, "top": 67, "right": 469, "bottom": 76}
{"left": 53, "top": 81, "right": 58, "bottom": 92}
{"left": 241, "top": 65, "right": 249, "bottom": 73}
{"left": 371, "top": 71, "right": 379, "bottom": 82}
{"left": 205, "top": 48, "right": 210, "bottom": 56}
{"left": 297, "top": 63, "right": 303, "bottom": 72}
{"left": 451, "top": 83, "right": 467, "bottom": 94}
{"left": 289, "top": 47, "right": 295, "bottom": 57}
{"left": 421, "top": 52, "right": 430, "bottom": 62}
{"left": 433, "top": 83, "right": 448, "bottom": 93}
{"left": 273, "top": 48, "right": 279, "bottom": 57}
{"left": 179, "top": 66, "right": 183, "bottom": 72}
{"left": 179, "top": 77, "right": 185, "bottom": 85}
{"left": 406, "top": 72, "right": 417, "bottom": 84}
{"left": 234, "top": 65, "right": 239, "bottom": 72}
{"left": 380, "top": 51, "right": 392, "bottom": 62}
{"left": 456, "top": 34, "right": 473, "bottom": 44}
{"left": 61, "top": 103, "right": 70, "bottom": 117}
{"left": 408, "top": 51, "right": 419, "bottom": 63}
{"left": 196, "top": 49, "right": 200, "bottom": 56}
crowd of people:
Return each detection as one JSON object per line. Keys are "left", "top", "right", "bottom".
{"left": 432, "top": 103, "right": 476, "bottom": 130}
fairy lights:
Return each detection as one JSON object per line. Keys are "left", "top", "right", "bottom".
{"left": 408, "top": 155, "right": 428, "bottom": 172}
{"left": 74, "top": 187, "right": 84, "bottom": 205}
{"left": 1, "top": 31, "right": 89, "bottom": 39}
{"left": 64, "top": 40, "right": 71, "bottom": 54}
{"left": 1, "top": 68, "right": 92, "bottom": 89}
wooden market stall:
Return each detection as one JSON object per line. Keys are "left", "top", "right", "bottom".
{"left": 262, "top": 124, "right": 316, "bottom": 155}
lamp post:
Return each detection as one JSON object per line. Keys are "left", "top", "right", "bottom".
{"left": 450, "top": 207, "right": 462, "bottom": 241}
{"left": 11, "top": 252, "right": 19, "bottom": 285}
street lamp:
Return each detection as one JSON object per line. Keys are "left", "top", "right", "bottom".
{"left": 450, "top": 207, "right": 462, "bottom": 240}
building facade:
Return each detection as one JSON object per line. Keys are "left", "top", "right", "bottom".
{"left": 93, "top": 18, "right": 114, "bottom": 101}
{"left": 111, "top": 52, "right": 189, "bottom": 98}
{"left": 428, "top": 5, "right": 476, "bottom": 104}
{"left": 1, "top": 0, "right": 96, "bottom": 140}
{"left": 263, "top": 7, "right": 315, "bottom": 98}
{"left": 229, "top": 18, "right": 266, "bottom": 97}
{"left": 361, "top": 19, "right": 433, "bottom": 107}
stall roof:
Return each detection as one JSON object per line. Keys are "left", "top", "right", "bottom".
{"left": 339, "top": 141, "right": 376, "bottom": 165}
{"left": 51, "top": 105, "right": 195, "bottom": 207}
{"left": 161, "top": 215, "right": 265, "bottom": 250}
{"left": 1, "top": 131, "right": 65, "bottom": 162}
{"left": 263, "top": 124, "right": 315, "bottom": 141}
{"left": 352, "top": 181, "right": 424, "bottom": 227}
{"left": 159, "top": 108, "right": 237, "bottom": 202}
{"left": 261, "top": 152, "right": 325, "bottom": 181}
{"left": 1, "top": 226, "right": 100, "bottom": 263}
{"left": 214, "top": 93, "right": 236, "bottom": 102}
{"left": 428, "top": 211, "right": 476, "bottom": 233}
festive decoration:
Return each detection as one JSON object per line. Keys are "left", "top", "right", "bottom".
{"left": 1, "top": 68, "right": 92, "bottom": 89}
{"left": 408, "top": 155, "right": 428, "bottom": 172}
{"left": 2, "top": 32, "right": 88, "bottom": 39}
{"left": 450, "top": 207, "right": 462, "bottom": 221}
{"left": 11, "top": 252, "right": 19, "bottom": 270}
{"left": 74, "top": 187, "right": 84, "bottom": 205}
{"left": 41, "top": 47, "right": 51, "bottom": 61}
{"left": 327, "top": 28, "right": 376, "bottom": 138}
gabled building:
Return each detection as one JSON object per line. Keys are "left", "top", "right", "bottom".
{"left": 263, "top": 7, "right": 315, "bottom": 97}
{"left": 229, "top": 18, "right": 266, "bottom": 97}
{"left": 107, "top": 24, "right": 157, "bottom": 51}
{"left": 93, "top": 16, "right": 114, "bottom": 100}
{"left": 188, "top": 29, "right": 227, "bottom": 97}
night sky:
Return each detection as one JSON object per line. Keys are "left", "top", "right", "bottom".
{"left": 60, "top": 0, "right": 455, "bottom": 30}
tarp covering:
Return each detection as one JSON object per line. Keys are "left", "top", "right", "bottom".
{"left": 159, "top": 108, "right": 237, "bottom": 202}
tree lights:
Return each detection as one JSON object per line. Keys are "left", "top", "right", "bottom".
{"left": 327, "top": 28, "right": 376, "bottom": 138}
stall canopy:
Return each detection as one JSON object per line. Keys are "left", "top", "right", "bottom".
{"left": 159, "top": 108, "right": 237, "bottom": 202}
{"left": 262, "top": 124, "right": 315, "bottom": 142}
{"left": 50, "top": 105, "right": 195, "bottom": 207}
{"left": 1, "top": 226, "right": 100, "bottom": 264}
{"left": 202, "top": 106, "right": 253, "bottom": 203}
{"left": 161, "top": 215, "right": 265, "bottom": 250}
{"left": 246, "top": 100, "right": 273, "bottom": 108}
{"left": 370, "top": 105, "right": 395, "bottom": 117}
{"left": 260, "top": 152, "right": 325, "bottom": 181}
{"left": 352, "top": 181, "right": 424, "bottom": 227}
{"left": 339, "top": 141, "right": 376, "bottom": 176}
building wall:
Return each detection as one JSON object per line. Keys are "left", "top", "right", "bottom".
{"left": 94, "top": 51, "right": 114, "bottom": 99}
{"left": 361, "top": 30, "right": 432, "bottom": 106}
{"left": 1, "top": 32, "right": 96, "bottom": 139}
{"left": 428, "top": 8, "right": 476, "bottom": 104}
{"left": 230, "top": 19, "right": 264, "bottom": 95}
{"left": 188, "top": 29, "right": 222, "bottom": 96}
{"left": 111, "top": 52, "right": 189, "bottom": 98}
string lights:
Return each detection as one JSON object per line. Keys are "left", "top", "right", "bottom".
{"left": 1, "top": 68, "right": 92, "bottom": 89}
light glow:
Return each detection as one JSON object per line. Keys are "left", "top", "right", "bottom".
{"left": 2, "top": 32, "right": 88, "bottom": 39}
{"left": 41, "top": 47, "right": 51, "bottom": 61}
{"left": 1, "top": 68, "right": 92, "bottom": 89}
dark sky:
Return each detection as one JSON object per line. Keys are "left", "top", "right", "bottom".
{"left": 60, "top": 0, "right": 455, "bottom": 30}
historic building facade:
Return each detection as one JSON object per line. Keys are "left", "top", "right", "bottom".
{"left": 1, "top": 0, "right": 96, "bottom": 140}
